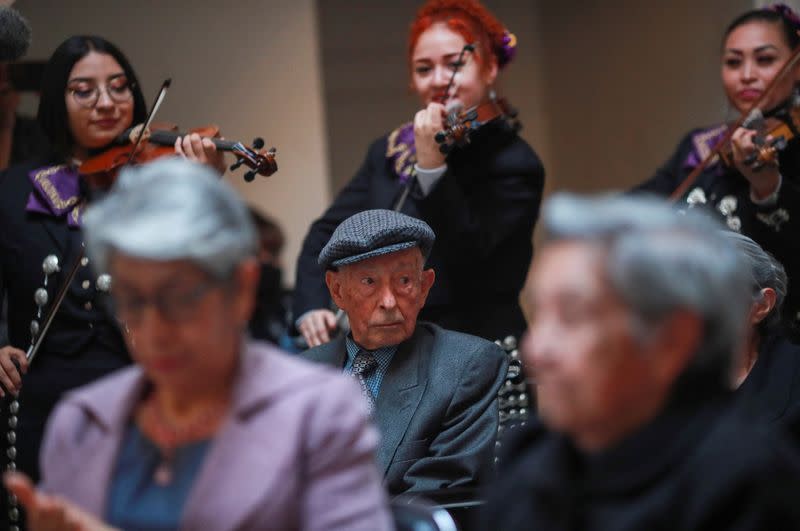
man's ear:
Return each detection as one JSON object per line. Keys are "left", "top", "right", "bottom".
{"left": 751, "top": 287, "right": 777, "bottom": 325}
{"left": 326, "top": 270, "right": 345, "bottom": 309}
{"left": 419, "top": 268, "right": 435, "bottom": 304}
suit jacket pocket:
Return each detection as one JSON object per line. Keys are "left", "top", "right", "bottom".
{"left": 393, "top": 438, "right": 429, "bottom": 463}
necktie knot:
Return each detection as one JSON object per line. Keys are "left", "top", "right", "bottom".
{"left": 352, "top": 351, "right": 378, "bottom": 376}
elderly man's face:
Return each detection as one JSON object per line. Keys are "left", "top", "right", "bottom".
{"left": 327, "top": 247, "right": 435, "bottom": 350}
{"left": 520, "top": 241, "right": 688, "bottom": 452}
{"left": 110, "top": 254, "right": 259, "bottom": 393}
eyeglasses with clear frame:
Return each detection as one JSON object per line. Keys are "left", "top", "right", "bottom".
{"left": 66, "top": 75, "right": 134, "bottom": 109}
{"left": 112, "top": 278, "right": 224, "bottom": 326}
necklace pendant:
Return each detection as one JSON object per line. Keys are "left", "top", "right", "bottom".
{"left": 154, "top": 460, "right": 173, "bottom": 486}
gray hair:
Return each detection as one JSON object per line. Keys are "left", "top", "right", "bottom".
{"left": 83, "top": 157, "right": 257, "bottom": 280}
{"left": 722, "top": 231, "right": 788, "bottom": 335}
{"left": 542, "top": 193, "right": 752, "bottom": 385}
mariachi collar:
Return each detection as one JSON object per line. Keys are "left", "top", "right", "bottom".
{"left": 386, "top": 122, "right": 416, "bottom": 184}
{"left": 25, "top": 163, "right": 85, "bottom": 228}
{"left": 683, "top": 124, "right": 728, "bottom": 173}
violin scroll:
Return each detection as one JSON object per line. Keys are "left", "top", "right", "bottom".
{"left": 229, "top": 138, "right": 278, "bottom": 182}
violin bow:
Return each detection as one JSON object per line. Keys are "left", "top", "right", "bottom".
{"left": 669, "top": 38, "right": 800, "bottom": 202}
{"left": 26, "top": 245, "right": 86, "bottom": 364}
{"left": 124, "top": 78, "right": 172, "bottom": 166}
{"left": 440, "top": 42, "right": 477, "bottom": 105}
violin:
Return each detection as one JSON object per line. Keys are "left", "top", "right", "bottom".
{"left": 422, "top": 41, "right": 522, "bottom": 155}
{"left": 79, "top": 123, "right": 278, "bottom": 189}
{"left": 670, "top": 39, "right": 800, "bottom": 201}
{"left": 434, "top": 93, "right": 522, "bottom": 154}
{"left": 717, "top": 94, "right": 800, "bottom": 171}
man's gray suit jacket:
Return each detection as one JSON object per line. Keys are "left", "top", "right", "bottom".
{"left": 304, "top": 321, "right": 508, "bottom": 495}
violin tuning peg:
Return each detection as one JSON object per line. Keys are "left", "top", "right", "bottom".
{"left": 244, "top": 170, "right": 256, "bottom": 182}
{"left": 434, "top": 131, "right": 447, "bottom": 144}
{"left": 252, "top": 137, "right": 265, "bottom": 150}
{"left": 230, "top": 158, "right": 245, "bottom": 171}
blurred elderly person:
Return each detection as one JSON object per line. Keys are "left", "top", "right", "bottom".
{"left": 727, "top": 232, "right": 800, "bottom": 439}
{"left": 4, "top": 158, "right": 392, "bottom": 531}
{"left": 482, "top": 194, "right": 800, "bottom": 531}
{"left": 304, "top": 209, "right": 507, "bottom": 495}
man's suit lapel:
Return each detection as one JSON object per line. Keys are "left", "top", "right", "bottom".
{"left": 373, "top": 328, "right": 428, "bottom": 476}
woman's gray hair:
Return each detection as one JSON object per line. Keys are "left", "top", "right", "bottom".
{"left": 542, "top": 193, "right": 752, "bottom": 385}
{"left": 722, "top": 231, "right": 788, "bottom": 335}
{"left": 83, "top": 157, "right": 257, "bottom": 280}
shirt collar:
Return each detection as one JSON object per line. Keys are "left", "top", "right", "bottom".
{"left": 345, "top": 335, "right": 397, "bottom": 372}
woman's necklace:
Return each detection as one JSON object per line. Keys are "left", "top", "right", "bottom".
{"left": 136, "top": 394, "right": 226, "bottom": 486}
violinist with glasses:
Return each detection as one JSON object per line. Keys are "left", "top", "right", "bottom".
{"left": 635, "top": 4, "right": 800, "bottom": 338}
{"left": 0, "top": 35, "right": 224, "bottom": 528}
{"left": 294, "top": 0, "right": 545, "bottom": 348}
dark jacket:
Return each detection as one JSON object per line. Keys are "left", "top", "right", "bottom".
{"left": 293, "top": 122, "right": 545, "bottom": 342}
{"left": 738, "top": 333, "right": 800, "bottom": 445}
{"left": 0, "top": 158, "right": 130, "bottom": 484}
{"left": 303, "top": 321, "right": 507, "bottom": 495}
{"left": 482, "top": 391, "right": 800, "bottom": 531}
{"left": 635, "top": 127, "right": 800, "bottom": 334}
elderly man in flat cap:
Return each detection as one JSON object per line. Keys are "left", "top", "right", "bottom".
{"left": 304, "top": 209, "right": 508, "bottom": 495}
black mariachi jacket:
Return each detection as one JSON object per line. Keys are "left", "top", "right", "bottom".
{"left": 0, "top": 158, "right": 130, "bottom": 482}
{"left": 293, "top": 121, "right": 545, "bottom": 342}
{"left": 635, "top": 125, "right": 800, "bottom": 334}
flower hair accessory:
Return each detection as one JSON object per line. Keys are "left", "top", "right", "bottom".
{"left": 497, "top": 30, "right": 517, "bottom": 68}
{"left": 767, "top": 3, "right": 800, "bottom": 33}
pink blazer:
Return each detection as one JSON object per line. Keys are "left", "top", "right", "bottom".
{"left": 38, "top": 341, "right": 393, "bottom": 531}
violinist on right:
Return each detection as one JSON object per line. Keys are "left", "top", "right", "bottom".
{"left": 294, "top": 0, "right": 545, "bottom": 348}
{"left": 635, "top": 4, "right": 800, "bottom": 336}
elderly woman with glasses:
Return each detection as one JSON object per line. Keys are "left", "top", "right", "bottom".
{"left": 0, "top": 35, "right": 225, "bottom": 527}
{"left": 4, "top": 158, "right": 392, "bottom": 531}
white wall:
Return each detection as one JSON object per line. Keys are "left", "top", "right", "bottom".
{"left": 13, "top": 0, "right": 330, "bottom": 286}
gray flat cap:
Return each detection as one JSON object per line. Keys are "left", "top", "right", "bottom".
{"left": 319, "top": 209, "right": 435, "bottom": 270}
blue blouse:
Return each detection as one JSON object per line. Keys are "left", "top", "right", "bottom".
{"left": 106, "top": 424, "right": 211, "bottom": 531}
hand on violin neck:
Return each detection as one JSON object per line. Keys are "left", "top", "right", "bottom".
{"left": 414, "top": 102, "right": 447, "bottom": 169}
{"left": 731, "top": 126, "right": 782, "bottom": 198}
{"left": 174, "top": 131, "right": 227, "bottom": 176}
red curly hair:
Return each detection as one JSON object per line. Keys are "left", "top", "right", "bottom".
{"left": 408, "top": 0, "right": 508, "bottom": 74}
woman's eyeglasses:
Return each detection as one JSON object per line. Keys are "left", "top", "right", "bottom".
{"left": 112, "top": 280, "right": 222, "bottom": 325}
{"left": 67, "top": 79, "right": 134, "bottom": 109}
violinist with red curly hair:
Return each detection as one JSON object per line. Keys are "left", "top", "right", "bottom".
{"left": 294, "top": 0, "right": 545, "bottom": 348}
